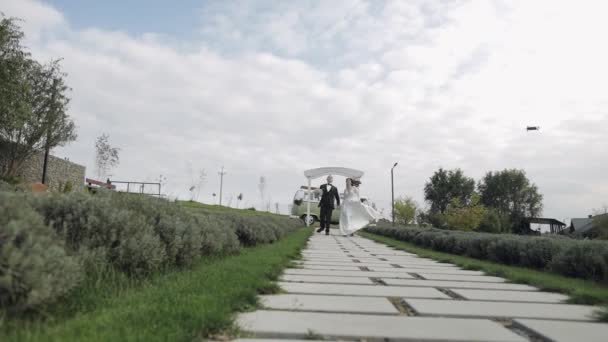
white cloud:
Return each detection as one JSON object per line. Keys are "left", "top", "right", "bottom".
{"left": 2, "top": 0, "right": 607, "bottom": 219}
{"left": 1, "top": 0, "right": 66, "bottom": 40}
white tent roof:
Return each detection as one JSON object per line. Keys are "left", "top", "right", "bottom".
{"left": 304, "top": 167, "right": 364, "bottom": 180}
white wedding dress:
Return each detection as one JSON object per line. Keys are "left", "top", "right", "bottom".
{"left": 339, "top": 185, "right": 381, "bottom": 236}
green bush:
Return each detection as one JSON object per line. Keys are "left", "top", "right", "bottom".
{"left": 478, "top": 209, "right": 510, "bottom": 233}
{"left": 549, "top": 241, "right": 608, "bottom": 282}
{"left": 0, "top": 192, "right": 82, "bottom": 312}
{"left": 194, "top": 214, "right": 240, "bottom": 255}
{"left": 110, "top": 194, "right": 203, "bottom": 268}
{"left": 365, "top": 223, "right": 608, "bottom": 283}
{"left": 29, "top": 192, "right": 166, "bottom": 275}
{"left": 63, "top": 181, "right": 73, "bottom": 193}
{"left": 1, "top": 190, "right": 302, "bottom": 312}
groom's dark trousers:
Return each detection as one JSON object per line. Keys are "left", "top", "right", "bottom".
{"left": 319, "top": 205, "right": 333, "bottom": 232}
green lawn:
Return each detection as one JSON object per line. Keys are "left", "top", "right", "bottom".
{"left": 177, "top": 200, "right": 286, "bottom": 217}
{"left": 2, "top": 228, "right": 311, "bottom": 341}
{"left": 360, "top": 231, "right": 608, "bottom": 319}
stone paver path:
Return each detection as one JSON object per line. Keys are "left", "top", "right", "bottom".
{"left": 235, "top": 232, "right": 608, "bottom": 342}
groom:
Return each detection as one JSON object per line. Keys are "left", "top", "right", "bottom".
{"left": 316, "top": 175, "right": 340, "bottom": 235}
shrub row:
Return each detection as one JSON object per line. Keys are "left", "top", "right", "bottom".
{"left": 365, "top": 223, "right": 608, "bottom": 283}
{"left": 0, "top": 191, "right": 301, "bottom": 312}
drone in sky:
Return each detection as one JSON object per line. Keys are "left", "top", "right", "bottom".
{"left": 526, "top": 126, "right": 540, "bottom": 132}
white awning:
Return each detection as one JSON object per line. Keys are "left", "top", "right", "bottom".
{"left": 304, "top": 167, "right": 364, "bottom": 180}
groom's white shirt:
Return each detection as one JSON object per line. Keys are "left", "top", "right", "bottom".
{"left": 326, "top": 183, "right": 332, "bottom": 191}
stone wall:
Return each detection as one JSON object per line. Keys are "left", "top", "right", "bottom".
{"left": 0, "top": 140, "right": 86, "bottom": 191}
{"left": 13, "top": 151, "right": 85, "bottom": 191}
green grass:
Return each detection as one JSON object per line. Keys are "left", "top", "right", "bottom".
{"left": 1, "top": 228, "right": 312, "bottom": 341}
{"left": 360, "top": 231, "right": 608, "bottom": 319}
{"left": 177, "top": 200, "right": 284, "bottom": 217}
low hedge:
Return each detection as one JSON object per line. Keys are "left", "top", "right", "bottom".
{"left": 0, "top": 193, "right": 82, "bottom": 313}
{"left": 365, "top": 223, "right": 608, "bottom": 283}
{"left": 0, "top": 190, "right": 301, "bottom": 312}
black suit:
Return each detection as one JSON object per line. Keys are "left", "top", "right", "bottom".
{"left": 318, "top": 183, "right": 340, "bottom": 232}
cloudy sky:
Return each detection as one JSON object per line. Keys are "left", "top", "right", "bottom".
{"left": 2, "top": 0, "right": 607, "bottom": 220}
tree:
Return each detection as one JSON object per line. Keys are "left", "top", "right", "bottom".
{"left": 477, "top": 207, "right": 511, "bottom": 233}
{"left": 590, "top": 205, "right": 608, "bottom": 240}
{"left": 394, "top": 196, "right": 418, "bottom": 225}
{"left": 0, "top": 17, "right": 76, "bottom": 177}
{"left": 478, "top": 169, "right": 543, "bottom": 233}
{"left": 444, "top": 194, "right": 486, "bottom": 231}
{"left": 424, "top": 168, "right": 475, "bottom": 215}
{"left": 195, "top": 169, "right": 206, "bottom": 201}
{"left": 94, "top": 133, "right": 119, "bottom": 179}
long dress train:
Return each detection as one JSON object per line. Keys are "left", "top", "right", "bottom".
{"left": 339, "top": 186, "right": 380, "bottom": 236}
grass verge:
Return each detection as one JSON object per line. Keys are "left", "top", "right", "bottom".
{"left": 1, "top": 228, "right": 311, "bottom": 341}
{"left": 359, "top": 231, "right": 608, "bottom": 320}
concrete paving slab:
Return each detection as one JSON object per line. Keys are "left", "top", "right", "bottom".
{"left": 368, "top": 262, "right": 460, "bottom": 268}
{"left": 383, "top": 278, "right": 538, "bottom": 291}
{"left": 367, "top": 265, "right": 460, "bottom": 272}
{"left": 300, "top": 261, "right": 453, "bottom": 268}
{"left": 281, "top": 274, "right": 375, "bottom": 284}
{"left": 304, "top": 255, "right": 446, "bottom": 268}
{"left": 284, "top": 269, "right": 414, "bottom": 279}
{"left": 303, "top": 252, "right": 348, "bottom": 255}
{"left": 350, "top": 267, "right": 483, "bottom": 275}
{"left": 406, "top": 299, "right": 598, "bottom": 321}
{"left": 452, "top": 289, "right": 569, "bottom": 303}
{"left": 301, "top": 257, "right": 354, "bottom": 262}
{"left": 297, "top": 260, "right": 386, "bottom": 266}
{"left": 234, "top": 340, "right": 331, "bottom": 342}
{"left": 260, "top": 294, "right": 399, "bottom": 314}
{"left": 400, "top": 269, "right": 484, "bottom": 275}
{"left": 416, "top": 274, "right": 507, "bottom": 282}
{"left": 279, "top": 282, "right": 450, "bottom": 299}
{"left": 514, "top": 319, "right": 608, "bottom": 342}
{"left": 300, "top": 265, "right": 363, "bottom": 271}
{"left": 303, "top": 256, "right": 383, "bottom": 261}
{"left": 237, "top": 310, "right": 527, "bottom": 342}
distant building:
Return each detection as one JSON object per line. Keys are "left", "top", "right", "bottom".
{"left": 523, "top": 217, "right": 567, "bottom": 234}
{"left": 570, "top": 214, "right": 608, "bottom": 237}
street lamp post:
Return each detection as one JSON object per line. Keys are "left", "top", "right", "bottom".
{"left": 391, "top": 162, "right": 398, "bottom": 226}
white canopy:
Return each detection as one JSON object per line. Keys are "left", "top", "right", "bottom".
{"left": 303, "top": 166, "right": 364, "bottom": 227}
{"left": 304, "top": 167, "right": 364, "bottom": 180}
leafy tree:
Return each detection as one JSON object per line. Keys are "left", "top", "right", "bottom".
{"left": 195, "top": 169, "right": 206, "bottom": 201}
{"left": 236, "top": 193, "right": 243, "bottom": 208}
{"left": 590, "top": 205, "right": 608, "bottom": 240}
{"left": 94, "top": 133, "right": 119, "bottom": 179}
{"left": 477, "top": 207, "right": 511, "bottom": 233}
{"left": 394, "top": 196, "right": 418, "bottom": 225}
{"left": 424, "top": 168, "right": 475, "bottom": 215}
{"left": 0, "top": 17, "right": 76, "bottom": 177}
{"left": 444, "top": 194, "right": 486, "bottom": 231}
{"left": 478, "top": 169, "right": 543, "bottom": 233}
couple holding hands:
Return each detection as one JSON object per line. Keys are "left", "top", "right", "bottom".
{"left": 316, "top": 175, "right": 380, "bottom": 236}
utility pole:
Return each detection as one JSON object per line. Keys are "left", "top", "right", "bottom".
{"left": 391, "top": 162, "right": 398, "bottom": 226}
{"left": 218, "top": 166, "right": 227, "bottom": 206}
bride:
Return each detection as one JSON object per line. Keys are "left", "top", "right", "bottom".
{"left": 339, "top": 178, "right": 381, "bottom": 236}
